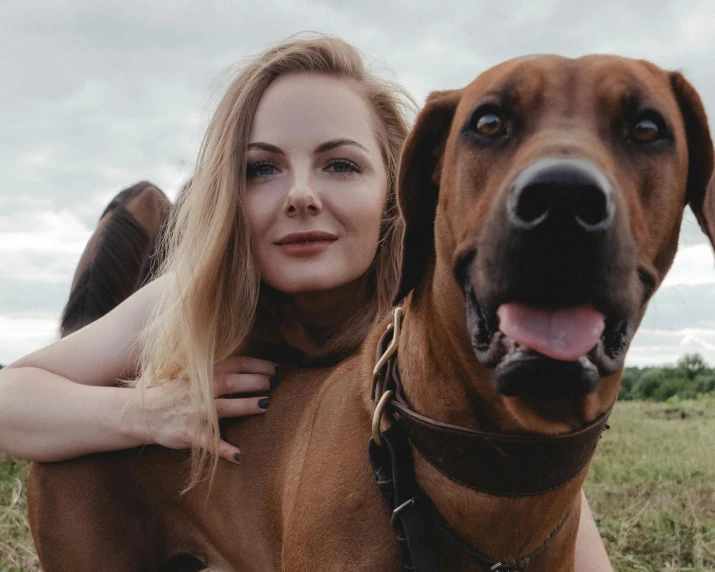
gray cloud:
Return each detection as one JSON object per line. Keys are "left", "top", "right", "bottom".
{"left": 0, "top": 280, "right": 70, "bottom": 318}
{"left": 642, "top": 283, "right": 715, "bottom": 331}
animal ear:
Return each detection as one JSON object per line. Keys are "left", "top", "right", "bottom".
{"left": 394, "top": 89, "right": 461, "bottom": 303}
{"left": 671, "top": 72, "right": 715, "bottom": 248}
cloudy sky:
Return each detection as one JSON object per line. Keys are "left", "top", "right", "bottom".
{"left": 2, "top": 0, "right": 715, "bottom": 367}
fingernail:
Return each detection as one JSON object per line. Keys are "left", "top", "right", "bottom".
{"left": 233, "top": 452, "right": 240, "bottom": 463}
{"left": 258, "top": 397, "right": 271, "bottom": 409}
{"left": 270, "top": 377, "right": 280, "bottom": 390}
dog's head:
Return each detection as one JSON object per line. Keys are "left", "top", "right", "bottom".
{"left": 396, "top": 55, "right": 715, "bottom": 428}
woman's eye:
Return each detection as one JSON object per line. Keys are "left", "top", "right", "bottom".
{"left": 325, "top": 159, "right": 362, "bottom": 175}
{"left": 629, "top": 117, "right": 661, "bottom": 143}
{"left": 246, "top": 161, "right": 278, "bottom": 179}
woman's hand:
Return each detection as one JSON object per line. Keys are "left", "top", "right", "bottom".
{"left": 141, "top": 356, "right": 278, "bottom": 463}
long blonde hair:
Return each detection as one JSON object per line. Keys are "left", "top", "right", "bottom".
{"left": 134, "top": 35, "right": 413, "bottom": 487}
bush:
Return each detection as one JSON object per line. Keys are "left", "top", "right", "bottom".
{"left": 652, "top": 376, "right": 695, "bottom": 401}
{"left": 619, "top": 369, "right": 639, "bottom": 400}
{"left": 694, "top": 374, "right": 715, "bottom": 394}
{"left": 617, "top": 354, "right": 715, "bottom": 402}
{"left": 631, "top": 369, "right": 669, "bottom": 400}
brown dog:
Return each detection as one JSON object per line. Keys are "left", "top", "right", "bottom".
{"left": 28, "top": 55, "right": 715, "bottom": 571}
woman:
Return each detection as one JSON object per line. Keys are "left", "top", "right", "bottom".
{"left": 0, "top": 35, "right": 611, "bottom": 569}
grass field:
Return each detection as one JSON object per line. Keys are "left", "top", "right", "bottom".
{"left": 1, "top": 399, "right": 714, "bottom": 571}
{"left": 584, "top": 399, "right": 715, "bottom": 571}
{"left": 0, "top": 455, "right": 33, "bottom": 571}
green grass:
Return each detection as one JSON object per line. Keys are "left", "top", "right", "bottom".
{"left": 0, "top": 456, "right": 35, "bottom": 572}
{"left": 2, "top": 400, "right": 714, "bottom": 571}
{"left": 584, "top": 399, "right": 715, "bottom": 571}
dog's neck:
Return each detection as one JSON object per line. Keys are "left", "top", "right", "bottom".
{"left": 396, "top": 279, "right": 511, "bottom": 432}
{"left": 385, "top": 280, "right": 588, "bottom": 567}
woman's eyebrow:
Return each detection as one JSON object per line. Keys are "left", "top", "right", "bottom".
{"left": 315, "top": 139, "right": 369, "bottom": 154}
{"left": 247, "top": 142, "right": 283, "bottom": 154}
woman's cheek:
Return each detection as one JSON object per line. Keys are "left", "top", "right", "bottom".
{"left": 246, "top": 186, "right": 281, "bottom": 235}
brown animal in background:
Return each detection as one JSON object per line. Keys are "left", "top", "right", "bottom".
{"left": 60, "top": 181, "right": 170, "bottom": 336}
{"left": 28, "top": 55, "right": 715, "bottom": 571}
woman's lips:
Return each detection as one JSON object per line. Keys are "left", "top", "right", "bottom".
{"left": 275, "top": 231, "right": 338, "bottom": 256}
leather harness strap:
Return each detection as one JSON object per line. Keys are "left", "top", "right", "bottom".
{"left": 369, "top": 424, "right": 439, "bottom": 572}
{"left": 369, "top": 310, "right": 612, "bottom": 570}
{"left": 369, "top": 423, "right": 573, "bottom": 571}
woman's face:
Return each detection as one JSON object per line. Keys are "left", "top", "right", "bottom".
{"left": 245, "top": 73, "right": 388, "bottom": 295}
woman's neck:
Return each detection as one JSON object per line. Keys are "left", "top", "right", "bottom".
{"left": 262, "top": 278, "right": 366, "bottom": 355}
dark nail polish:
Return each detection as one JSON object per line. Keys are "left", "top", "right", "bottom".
{"left": 233, "top": 452, "right": 240, "bottom": 463}
{"left": 258, "top": 397, "right": 271, "bottom": 410}
{"left": 270, "top": 377, "right": 280, "bottom": 390}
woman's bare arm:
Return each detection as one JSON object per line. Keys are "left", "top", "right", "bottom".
{"left": 0, "top": 366, "right": 153, "bottom": 461}
{"left": 575, "top": 489, "right": 613, "bottom": 571}
{"left": 0, "top": 277, "right": 166, "bottom": 460}
{"left": 0, "top": 276, "right": 274, "bottom": 462}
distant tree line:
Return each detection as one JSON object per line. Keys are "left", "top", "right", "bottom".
{"left": 619, "top": 353, "right": 715, "bottom": 402}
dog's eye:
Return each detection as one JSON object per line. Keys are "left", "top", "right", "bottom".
{"left": 629, "top": 113, "right": 666, "bottom": 143}
{"left": 475, "top": 112, "right": 506, "bottom": 137}
{"left": 631, "top": 119, "right": 659, "bottom": 142}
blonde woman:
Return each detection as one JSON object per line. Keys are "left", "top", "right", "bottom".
{"left": 0, "top": 36, "right": 611, "bottom": 569}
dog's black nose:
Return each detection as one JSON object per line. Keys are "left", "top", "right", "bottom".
{"left": 507, "top": 159, "right": 614, "bottom": 232}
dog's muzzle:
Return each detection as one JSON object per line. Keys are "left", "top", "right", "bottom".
{"left": 458, "top": 158, "right": 639, "bottom": 398}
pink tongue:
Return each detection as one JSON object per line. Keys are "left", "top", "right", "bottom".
{"left": 497, "top": 303, "right": 605, "bottom": 361}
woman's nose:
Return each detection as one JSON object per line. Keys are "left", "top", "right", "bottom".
{"left": 284, "top": 174, "right": 322, "bottom": 216}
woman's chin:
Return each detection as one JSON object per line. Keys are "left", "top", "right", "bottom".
{"left": 261, "top": 257, "right": 371, "bottom": 297}
{"left": 262, "top": 268, "right": 367, "bottom": 297}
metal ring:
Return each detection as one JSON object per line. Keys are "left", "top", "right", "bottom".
{"left": 370, "top": 307, "right": 404, "bottom": 400}
{"left": 371, "top": 390, "right": 394, "bottom": 447}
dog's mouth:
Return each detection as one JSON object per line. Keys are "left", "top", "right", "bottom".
{"left": 464, "top": 279, "right": 634, "bottom": 398}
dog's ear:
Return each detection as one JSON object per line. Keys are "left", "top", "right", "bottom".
{"left": 671, "top": 72, "right": 715, "bottom": 248}
{"left": 394, "top": 89, "right": 461, "bottom": 303}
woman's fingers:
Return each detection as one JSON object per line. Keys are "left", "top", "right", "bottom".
{"left": 218, "top": 440, "right": 242, "bottom": 464}
{"left": 214, "top": 373, "right": 271, "bottom": 397}
{"left": 214, "top": 356, "right": 277, "bottom": 377}
{"left": 215, "top": 396, "right": 270, "bottom": 419}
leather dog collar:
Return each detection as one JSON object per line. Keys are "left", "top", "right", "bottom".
{"left": 372, "top": 311, "right": 612, "bottom": 497}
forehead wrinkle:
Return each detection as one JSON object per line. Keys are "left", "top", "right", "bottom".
{"left": 483, "top": 70, "right": 545, "bottom": 111}
{"left": 594, "top": 66, "right": 648, "bottom": 107}
{"left": 563, "top": 63, "right": 580, "bottom": 118}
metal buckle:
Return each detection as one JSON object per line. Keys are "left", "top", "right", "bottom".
{"left": 371, "top": 390, "right": 394, "bottom": 447}
{"left": 370, "top": 307, "right": 404, "bottom": 400}
{"left": 390, "top": 496, "right": 417, "bottom": 526}
{"left": 490, "top": 563, "right": 517, "bottom": 572}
